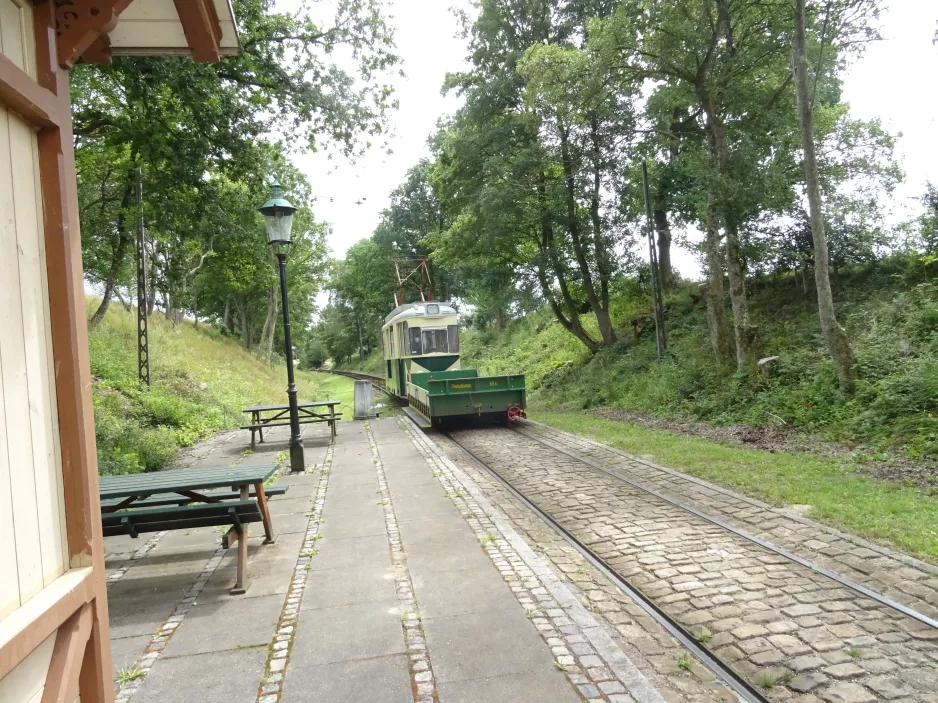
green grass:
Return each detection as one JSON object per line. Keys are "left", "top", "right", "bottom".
{"left": 88, "top": 298, "right": 353, "bottom": 475}
{"left": 532, "top": 410, "right": 938, "bottom": 562}
{"left": 336, "top": 349, "right": 384, "bottom": 375}
{"left": 115, "top": 666, "right": 146, "bottom": 686}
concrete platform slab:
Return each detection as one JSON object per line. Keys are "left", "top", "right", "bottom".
{"left": 162, "top": 593, "right": 283, "bottom": 657}
{"left": 411, "top": 566, "right": 517, "bottom": 619}
{"left": 291, "top": 599, "right": 404, "bottom": 666}
{"left": 198, "top": 553, "right": 298, "bottom": 602}
{"left": 132, "top": 647, "right": 267, "bottom": 703}
{"left": 267, "top": 496, "right": 314, "bottom": 515}
{"left": 438, "top": 670, "right": 581, "bottom": 702}
{"left": 105, "top": 416, "right": 657, "bottom": 703}
{"left": 280, "top": 654, "right": 413, "bottom": 703}
{"left": 111, "top": 635, "right": 152, "bottom": 675}
{"left": 320, "top": 512, "right": 386, "bottom": 540}
{"left": 301, "top": 565, "right": 397, "bottom": 610}
{"left": 424, "top": 607, "right": 560, "bottom": 683}
{"left": 306, "top": 534, "right": 390, "bottom": 572}
{"left": 269, "top": 510, "right": 312, "bottom": 535}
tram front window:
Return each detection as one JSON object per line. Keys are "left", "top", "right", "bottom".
{"left": 422, "top": 328, "right": 449, "bottom": 354}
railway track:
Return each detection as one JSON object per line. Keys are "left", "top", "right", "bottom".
{"left": 325, "top": 368, "right": 387, "bottom": 391}
{"left": 438, "top": 422, "right": 938, "bottom": 703}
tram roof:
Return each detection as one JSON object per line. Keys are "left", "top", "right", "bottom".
{"left": 384, "top": 301, "right": 457, "bottom": 327}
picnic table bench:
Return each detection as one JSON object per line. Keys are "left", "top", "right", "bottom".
{"left": 242, "top": 400, "right": 342, "bottom": 448}
{"left": 99, "top": 464, "right": 281, "bottom": 594}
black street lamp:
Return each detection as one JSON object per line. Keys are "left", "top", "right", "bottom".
{"left": 260, "top": 181, "right": 305, "bottom": 473}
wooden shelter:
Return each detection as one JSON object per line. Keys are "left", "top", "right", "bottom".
{"left": 0, "top": 2, "right": 237, "bottom": 701}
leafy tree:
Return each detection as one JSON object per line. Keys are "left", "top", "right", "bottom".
{"left": 592, "top": 0, "right": 799, "bottom": 367}
{"left": 918, "top": 185, "right": 938, "bottom": 255}
{"left": 75, "top": 0, "right": 399, "bottom": 336}
{"left": 791, "top": 0, "right": 885, "bottom": 391}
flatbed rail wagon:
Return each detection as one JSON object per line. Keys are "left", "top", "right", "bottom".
{"left": 382, "top": 301, "right": 526, "bottom": 425}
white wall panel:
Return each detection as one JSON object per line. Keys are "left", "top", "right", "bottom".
{"left": 0, "top": 0, "right": 69, "bottom": 613}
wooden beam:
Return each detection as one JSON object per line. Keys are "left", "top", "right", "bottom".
{"left": 41, "top": 603, "right": 93, "bottom": 703}
{"left": 0, "top": 52, "right": 66, "bottom": 129}
{"left": 54, "top": 0, "right": 133, "bottom": 68}
{"left": 33, "top": 3, "right": 115, "bottom": 700}
{"left": 81, "top": 35, "right": 112, "bottom": 65}
{"left": 173, "top": 0, "right": 222, "bottom": 62}
{"left": 0, "top": 568, "right": 93, "bottom": 681}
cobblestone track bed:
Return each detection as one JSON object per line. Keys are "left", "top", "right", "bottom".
{"left": 516, "top": 422, "right": 938, "bottom": 620}
{"left": 448, "top": 425, "right": 938, "bottom": 703}
{"left": 404, "top": 420, "right": 736, "bottom": 703}
{"left": 430, "top": 430, "right": 742, "bottom": 703}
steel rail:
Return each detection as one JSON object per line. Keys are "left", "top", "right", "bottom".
{"left": 511, "top": 423, "right": 938, "bottom": 632}
{"left": 440, "top": 429, "right": 771, "bottom": 703}
{"left": 327, "top": 369, "right": 393, "bottom": 397}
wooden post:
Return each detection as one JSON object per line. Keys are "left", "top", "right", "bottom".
{"left": 231, "top": 486, "right": 249, "bottom": 595}
{"left": 33, "top": 2, "right": 113, "bottom": 699}
{"left": 254, "top": 482, "right": 276, "bottom": 545}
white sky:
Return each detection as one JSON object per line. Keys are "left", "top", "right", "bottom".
{"left": 288, "top": 0, "right": 938, "bottom": 283}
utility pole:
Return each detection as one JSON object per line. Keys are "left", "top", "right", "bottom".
{"left": 641, "top": 161, "right": 668, "bottom": 359}
{"left": 135, "top": 167, "right": 151, "bottom": 387}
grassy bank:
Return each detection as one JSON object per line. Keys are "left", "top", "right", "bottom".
{"left": 534, "top": 410, "right": 938, "bottom": 562}
{"left": 464, "top": 260, "right": 938, "bottom": 468}
{"left": 88, "top": 300, "right": 352, "bottom": 475}
{"left": 334, "top": 351, "right": 384, "bottom": 376}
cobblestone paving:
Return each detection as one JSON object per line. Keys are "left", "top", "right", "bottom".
{"left": 106, "top": 531, "right": 168, "bottom": 588}
{"left": 255, "top": 445, "right": 332, "bottom": 703}
{"left": 517, "top": 422, "right": 938, "bottom": 621}
{"left": 448, "top": 425, "right": 938, "bottom": 702}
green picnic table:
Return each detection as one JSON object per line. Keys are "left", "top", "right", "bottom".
{"left": 99, "top": 465, "right": 280, "bottom": 594}
{"left": 242, "top": 400, "right": 342, "bottom": 448}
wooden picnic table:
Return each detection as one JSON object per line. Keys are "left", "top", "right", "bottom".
{"left": 99, "top": 464, "right": 280, "bottom": 594}
{"left": 242, "top": 400, "right": 342, "bottom": 447}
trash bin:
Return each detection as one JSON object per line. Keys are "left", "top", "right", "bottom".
{"left": 353, "top": 380, "right": 375, "bottom": 420}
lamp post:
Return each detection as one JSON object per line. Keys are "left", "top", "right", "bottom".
{"left": 260, "top": 181, "right": 305, "bottom": 473}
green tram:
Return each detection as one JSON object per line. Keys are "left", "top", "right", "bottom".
{"left": 382, "top": 301, "right": 526, "bottom": 425}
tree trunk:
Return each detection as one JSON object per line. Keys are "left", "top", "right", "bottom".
{"left": 536, "top": 172, "right": 599, "bottom": 352}
{"left": 724, "top": 215, "right": 757, "bottom": 367}
{"left": 495, "top": 307, "right": 505, "bottom": 332}
{"left": 257, "top": 283, "right": 278, "bottom": 364}
{"left": 654, "top": 209, "right": 674, "bottom": 289}
{"left": 589, "top": 115, "right": 615, "bottom": 326}
{"left": 559, "top": 123, "right": 616, "bottom": 347}
{"left": 535, "top": 259, "right": 599, "bottom": 353}
{"left": 793, "top": 0, "right": 855, "bottom": 392}
{"left": 701, "top": 109, "right": 757, "bottom": 369}
{"left": 702, "top": 205, "right": 733, "bottom": 364}
{"left": 234, "top": 296, "right": 251, "bottom": 350}
{"left": 265, "top": 312, "right": 277, "bottom": 365}
{"left": 89, "top": 182, "right": 134, "bottom": 327}
{"left": 114, "top": 287, "right": 131, "bottom": 312}
{"left": 223, "top": 297, "right": 231, "bottom": 332}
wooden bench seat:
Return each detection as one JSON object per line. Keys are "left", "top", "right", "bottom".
{"left": 102, "top": 500, "right": 262, "bottom": 539}
{"left": 241, "top": 413, "right": 343, "bottom": 448}
{"left": 100, "top": 484, "right": 289, "bottom": 510}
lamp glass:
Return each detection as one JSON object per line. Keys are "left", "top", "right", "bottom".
{"left": 264, "top": 209, "right": 294, "bottom": 246}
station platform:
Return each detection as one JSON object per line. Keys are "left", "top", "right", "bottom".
{"left": 104, "top": 417, "right": 671, "bottom": 703}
